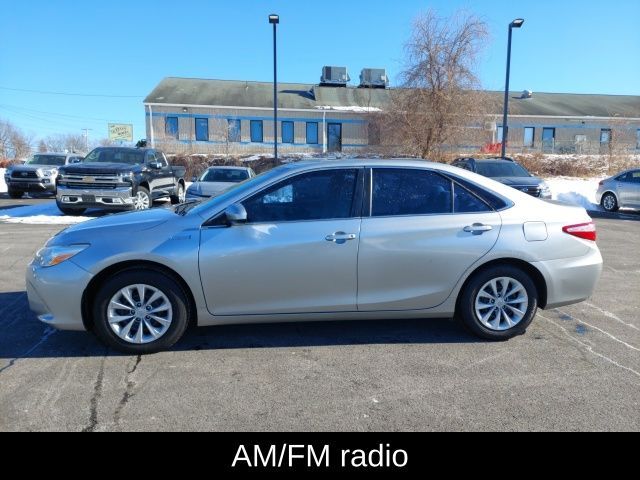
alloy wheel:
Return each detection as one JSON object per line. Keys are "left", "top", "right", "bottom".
{"left": 134, "top": 191, "right": 150, "bottom": 210}
{"left": 474, "top": 277, "right": 529, "bottom": 331}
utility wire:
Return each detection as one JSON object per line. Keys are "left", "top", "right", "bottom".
{"left": 0, "top": 86, "right": 143, "bottom": 98}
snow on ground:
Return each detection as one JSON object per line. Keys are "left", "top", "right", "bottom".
{"left": 545, "top": 176, "right": 604, "bottom": 211}
{"left": 0, "top": 168, "right": 7, "bottom": 193}
{"left": 0, "top": 202, "right": 94, "bottom": 225}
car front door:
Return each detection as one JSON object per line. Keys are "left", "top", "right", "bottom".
{"left": 156, "top": 151, "right": 175, "bottom": 191}
{"left": 357, "top": 168, "right": 501, "bottom": 311}
{"left": 199, "top": 168, "right": 363, "bottom": 316}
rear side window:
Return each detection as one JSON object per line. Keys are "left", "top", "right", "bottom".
{"left": 447, "top": 175, "right": 511, "bottom": 211}
{"left": 372, "top": 169, "right": 452, "bottom": 217}
{"left": 454, "top": 184, "right": 492, "bottom": 213}
{"left": 243, "top": 169, "right": 359, "bottom": 223}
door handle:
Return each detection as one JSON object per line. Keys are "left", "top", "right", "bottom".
{"left": 464, "top": 224, "right": 493, "bottom": 235}
{"left": 325, "top": 232, "right": 357, "bottom": 244}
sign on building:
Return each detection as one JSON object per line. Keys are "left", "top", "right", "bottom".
{"left": 108, "top": 124, "right": 134, "bottom": 142}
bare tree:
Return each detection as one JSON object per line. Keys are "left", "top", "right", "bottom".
{"left": 379, "top": 10, "right": 490, "bottom": 160}
{"left": 38, "top": 140, "right": 48, "bottom": 152}
{"left": 42, "top": 134, "right": 87, "bottom": 153}
{"left": 0, "top": 118, "right": 33, "bottom": 159}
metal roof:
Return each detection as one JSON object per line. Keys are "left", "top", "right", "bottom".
{"left": 145, "top": 77, "right": 640, "bottom": 118}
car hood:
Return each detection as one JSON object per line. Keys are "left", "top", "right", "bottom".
{"left": 491, "top": 176, "right": 542, "bottom": 186}
{"left": 49, "top": 208, "right": 174, "bottom": 245}
{"left": 187, "top": 181, "right": 235, "bottom": 197}
{"left": 9, "top": 165, "right": 58, "bottom": 172}
{"left": 59, "top": 162, "right": 142, "bottom": 175}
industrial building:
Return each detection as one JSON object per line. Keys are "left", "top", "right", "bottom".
{"left": 144, "top": 68, "right": 640, "bottom": 156}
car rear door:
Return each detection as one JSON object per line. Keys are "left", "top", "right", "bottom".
{"left": 199, "top": 167, "right": 363, "bottom": 315}
{"left": 357, "top": 167, "right": 501, "bottom": 311}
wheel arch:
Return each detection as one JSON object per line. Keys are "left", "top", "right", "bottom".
{"left": 455, "top": 258, "right": 548, "bottom": 313}
{"left": 81, "top": 260, "right": 197, "bottom": 332}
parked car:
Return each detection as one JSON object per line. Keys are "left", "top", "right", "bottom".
{"left": 55, "top": 147, "right": 186, "bottom": 215}
{"left": 4, "top": 152, "right": 84, "bottom": 199}
{"left": 452, "top": 157, "right": 552, "bottom": 199}
{"left": 186, "top": 166, "right": 255, "bottom": 200}
{"left": 27, "top": 159, "right": 602, "bottom": 354}
{"left": 596, "top": 169, "right": 640, "bottom": 212}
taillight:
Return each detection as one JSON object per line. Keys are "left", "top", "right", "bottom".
{"left": 563, "top": 222, "right": 597, "bottom": 242}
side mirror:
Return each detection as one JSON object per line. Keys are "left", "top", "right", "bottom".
{"left": 191, "top": 176, "right": 198, "bottom": 183}
{"left": 224, "top": 203, "right": 247, "bottom": 225}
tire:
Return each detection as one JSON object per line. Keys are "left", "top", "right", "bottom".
{"left": 91, "top": 269, "right": 190, "bottom": 354}
{"left": 458, "top": 265, "right": 538, "bottom": 341}
{"left": 170, "top": 183, "right": 186, "bottom": 205}
{"left": 56, "top": 201, "right": 86, "bottom": 216}
{"left": 601, "top": 192, "right": 619, "bottom": 212}
{"left": 133, "top": 186, "right": 151, "bottom": 210}
{"left": 8, "top": 189, "right": 23, "bottom": 199}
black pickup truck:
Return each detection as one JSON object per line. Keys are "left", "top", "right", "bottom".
{"left": 56, "top": 147, "right": 186, "bottom": 215}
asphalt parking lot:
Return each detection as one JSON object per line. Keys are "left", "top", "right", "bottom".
{"left": 0, "top": 195, "right": 639, "bottom": 431}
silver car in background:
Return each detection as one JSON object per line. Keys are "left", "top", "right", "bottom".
{"left": 27, "top": 159, "right": 603, "bottom": 354}
{"left": 596, "top": 169, "right": 640, "bottom": 212}
{"left": 186, "top": 166, "right": 255, "bottom": 200}
{"left": 4, "top": 152, "right": 84, "bottom": 198}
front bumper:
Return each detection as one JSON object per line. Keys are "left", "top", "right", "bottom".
{"left": 26, "top": 260, "right": 93, "bottom": 331}
{"left": 6, "top": 178, "right": 56, "bottom": 193}
{"left": 57, "top": 186, "right": 135, "bottom": 210}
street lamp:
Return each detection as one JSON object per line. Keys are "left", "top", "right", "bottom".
{"left": 269, "top": 14, "right": 280, "bottom": 160}
{"left": 501, "top": 18, "right": 524, "bottom": 158}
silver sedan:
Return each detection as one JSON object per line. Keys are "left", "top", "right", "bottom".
{"left": 27, "top": 159, "right": 603, "bottom": 354}
{"left": 596, "top": 169, "right": 640, "bottom": 212}
{"left": 186, "top": 166, "right": 255, "bottom": 200}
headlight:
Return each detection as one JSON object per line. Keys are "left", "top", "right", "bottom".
{"left": 42, "top": 169, "right": 58, "bottom": 177}
{"left": 540, "top": 182, "right": 552, "bottom": 198}
{"left": 33, "top": 245, "right": 89, "bottom": 268}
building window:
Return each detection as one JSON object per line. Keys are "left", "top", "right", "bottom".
{"left": 195, "top": 118, "right": 209, "bottom": 142}
{"left": 523, "top": 127, "right": 535, "bottom": 148}
{"left": 306, "top": 122, "right": 319, "bottom": 145}
{"left": 496, "top": 126, "right": 504, "bottom": 143}
{"left": 250, "top": 120, "right": 263, "bottom": 143}
{"left": 282, "top": 121, "right": 294, "bottom": 144}
{"left": 637, "top": 129, "right": 640, "bottom": 149}
{"left": 600, "top": 129, "right": 612, "bottom": 144}
{"left": 165, "top": 117, "right": 179, "bottom": 140}
{"left": 228, "top": 119, "right": 241, "bottom": 143}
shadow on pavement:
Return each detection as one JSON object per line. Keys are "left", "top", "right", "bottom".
{"left": 0, "top": 291, "right": 480, "bottom": 361}
{"left": 588, "top": 209, "right": 640, "bottom": 222}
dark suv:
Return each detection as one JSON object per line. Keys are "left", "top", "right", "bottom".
{"left": 451, "top": 157, "right": 551, "bottom": 199}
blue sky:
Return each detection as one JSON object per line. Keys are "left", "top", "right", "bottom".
{"left": 1, "top": 0, "right": 639, "bottom": 143}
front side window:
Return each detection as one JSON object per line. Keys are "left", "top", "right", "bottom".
{"left": 250, "top": 120, "right": 263, "bottom": 143}
{"left": 165, "top": 116, "right": 179, "bottom": 140}
{"left": 243, "top": 169, "right": 359, "bottom": 223}
{"left": 195, "top": 118, "right": 209, "bottom": 141}
{"left": 282, "top": 121, "right": 294, "bottom": 144}
{"left": 228, "top": 119, "right": 241, "bottom": 142}
{"left": 306, "top": 122, "right": 319, "bottom": 144}
{"left": 372, "top": 168, "right": 452, "bottom": 217}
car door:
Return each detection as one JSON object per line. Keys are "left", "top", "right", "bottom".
{"left": 617, "top": 172, "right": 636, "bottom": 207}
{"left": 357, "top": 167, "right": 501, "bottom": 311}
{"left": 199, "top": 168, "right": 363, "bottom": 316}
{"left": 156, "top": 151, "right": 175, "bottom": 190}
{"left": 626, "top": 170, "right": 640, "bottom": 206}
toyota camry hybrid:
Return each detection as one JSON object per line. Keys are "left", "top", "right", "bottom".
{"left": 27, "top": 159, "right": 603, "bottom": 354}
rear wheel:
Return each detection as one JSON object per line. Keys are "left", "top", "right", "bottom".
{"left": 92, "top": 269, "right": 190, "bottom": 354}
{"left": 56, "top": 201, "right": 86, "bottom": 216}
{"left": 170, "top": 183, "right": 186, "bottom": 205}
{"left": 8, "top": 189, "right": 23, "bottom": 199}
{"left": 458, "top": 265, "right": 538, "bottom": 341}
{"left": 601, "top": 192, "right": 619, "bottom": 212}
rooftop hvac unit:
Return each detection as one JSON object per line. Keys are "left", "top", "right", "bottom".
{"left": 359, "top": 68, "right": 389, "bottom": 89}
{"left": 320, "top": 66, "right": 350, "bottom": 87}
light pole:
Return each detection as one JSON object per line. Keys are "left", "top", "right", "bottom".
{"left": 501, "top": 18, "right": 524, "bottom": 158}
{"left": 269, "top": 14, "right": 279, "bottom": 160}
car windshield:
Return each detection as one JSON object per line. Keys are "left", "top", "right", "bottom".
{"left": 83, "top": 148, "right": 145, "bottom": 165}
{"left": 475, "top": 162, "right": 531, "bottom": 178}
{"left": 25, "top": 154, "right": 66, "bottom": 166}
{"left": 201, "top": 168, "right": 250, "bottom": 183}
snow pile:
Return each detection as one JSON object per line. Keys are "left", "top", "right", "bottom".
{"left": 0, "top": 202, "right": 94, "bottom": 225}
{"left": 0, "top": 168, "right": 6, "bottom": 193}
{"left": 544, "top": 176, "right": 604, "bottom": 211}
{"left": 314, "top": 106, "right": 382, "bottom": 113}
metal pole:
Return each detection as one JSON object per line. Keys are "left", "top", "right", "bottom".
{"left": 273, "top": 22, "right": 278, "bottom": 161}
{"left": 501, "top": 25, "right": 513, "bottom": 159}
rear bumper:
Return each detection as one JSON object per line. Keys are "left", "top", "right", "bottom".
{"left": 534, "top": 246, "right": 603, "bottom": 310}
{"left": 26, "top": 260, "right": 93, "bottom": 331}
{"left": 57, "top": 186, "right": 135, "bottom": 209}
{"left": 6, "top": 179, "right": 56, "bottom": 193}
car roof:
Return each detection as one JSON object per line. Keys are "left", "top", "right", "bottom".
{"left": 35, "top": 152, "right": 77, "bottom": 156}
{"left": 205, "top": 166, "right": 253, "bottom": 170}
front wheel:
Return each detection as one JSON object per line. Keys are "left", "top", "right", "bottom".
{"left": 458, "top": 265, "right": 538, "bottom": 341}
{"left": 133, "top": 187, "right": 151, "bottom": 210}
{"left": 170, "top": 183, "right": 186, "bottom": 205}
{"left": 601, "top": 192, "right": 619, "bottom": 212}
{"left": 8, "top": 189, "right": 23, "bottom": 199}
{"left": 92, "top": 269, "right": 190, "bottom": 354}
